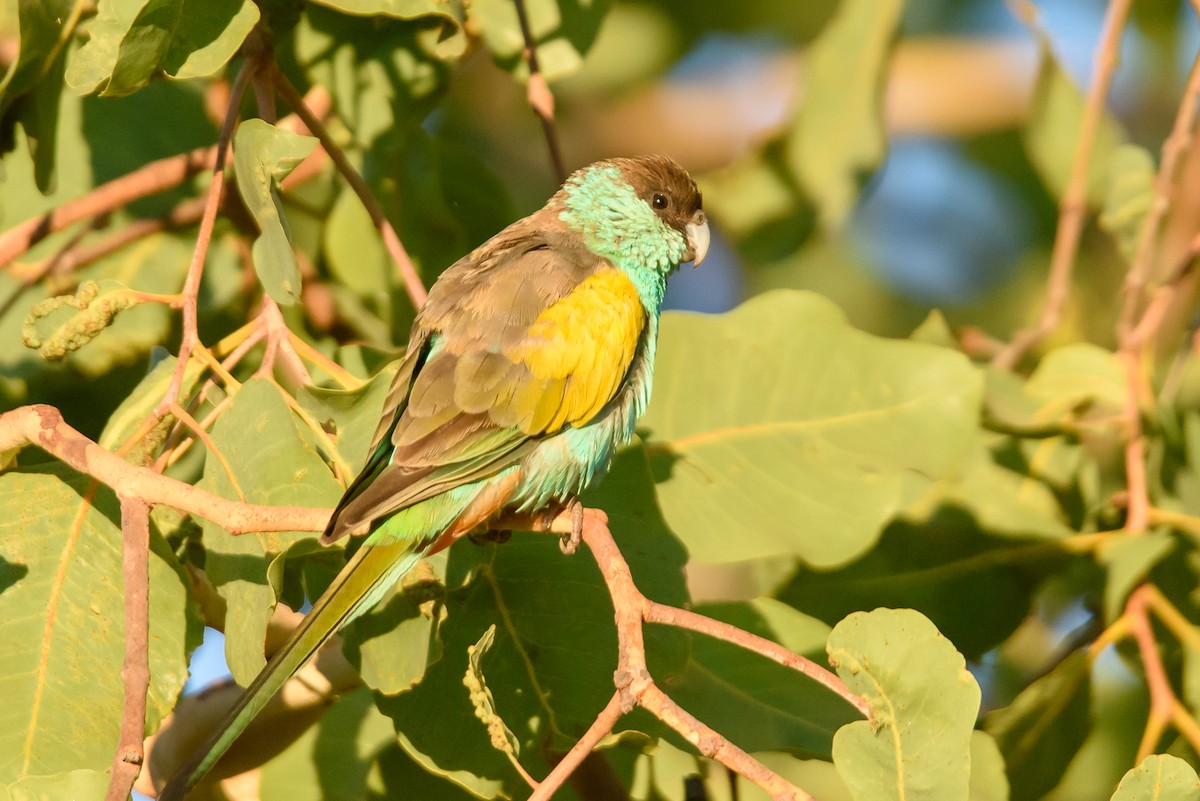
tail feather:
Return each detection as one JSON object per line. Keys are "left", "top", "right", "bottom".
{"left": 159, "top": 540, "right": 422, "bottom": 800}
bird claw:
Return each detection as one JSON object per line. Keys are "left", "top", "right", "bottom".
{"left": 559, "top": 499, "right": 584, "bottom": 555}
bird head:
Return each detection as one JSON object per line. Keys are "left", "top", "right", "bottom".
{"left": 557, "top": 155, "right": 710, "bottom": 274}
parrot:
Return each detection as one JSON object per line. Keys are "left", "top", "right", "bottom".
{"left": 159, "top": 154, "right": 709, "bottom": 799}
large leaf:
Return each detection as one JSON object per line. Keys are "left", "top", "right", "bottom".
{"left": 665, "top": 598, "right": 860, "bottom": 759}
{"left": 66, "top": 0, "right": 259, "bottom": 97}
{"left": 984, "top": 651, "right": 1092, "bottom": 801}
{"left": 1109, "top": 755, "right": 1200, "bottom": 801}
{"left": 0, "top": 464, "right": 198, "bottom": 783}
{"left": 642, "top": 290, "right": 982, "bottom": 567}
{"left": 784, "top": 0, "right": 903, "bottom": 229}
{"left": 0, "top": 0, "right": 76, "bottom": 191}
{"left": 779, "top": 514, "right": 1058, "bottom": 660}
{"left": 258, "top": 688, "right": 395, "bottom": 801}
{"left": 198, "top": 378, "right": 342, "bottom": 684}
{"left": 828, "top": 608, "right": 980, "bottom": 801}
{"left": 233, "top": 119, "right": 319, "bottom": 307}
{"left": 376, "top": 446, "right": 690, "bottom": 796}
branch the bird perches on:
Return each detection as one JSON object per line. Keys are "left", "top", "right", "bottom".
{"left": 0, "top": 403, "right": 869, "bottom": 801}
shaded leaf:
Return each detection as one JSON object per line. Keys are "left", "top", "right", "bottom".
{"left": 1023, "top": 41, "right": 1126, "bottom": 205}
{"left": 258, "top": 687, "right": 395, "bottom": 801}
{"left": 984, "top": 650, "right": 1091, "bottom": 801}
{"left": 1110, "top": 755, "right": 1200, "bottom": 801}
{"left": 297, "top": 362, "right": 398, "bottom": 476}
{"left": 779, "top": 512, "right": 1057, "bottom": 660}
{"left": 0, "top": 0, "right": 77, "bottom": 191}
{"left": 67, "top": 0, "right": 259, "bottom": 97}
{"left": 829, "top": 608, "right": 980, "bottom": 801}
{"left": 0, "top": 464, "right": 197, "bottom": 783}
{"left": 664, "top": 598, "right": 859, "bottom": 759}
{"left": 311, "top": 0, "right": 465, "bottom": 61}
{"left": 784, "top": 0, "right": 903, "bottom": 229}
{"left": 1097, "top": 532, "right": 1174, "bottom": 623}
{"left": 198, "top": 378, "right": 342, "bottom": 684}
{"left": 233, "top": 118, "right": 319, "bottom": 306}
{"left": 970, "top": 731, "right": 1011, "bottom": 801}
{"left": 644, "top": 290, "right": 982, "bottom": 567}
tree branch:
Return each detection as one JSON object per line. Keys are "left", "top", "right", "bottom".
{"left": 104, "top": 497, "right": 152, "bottom": 801}
{"left": 993, "top": 0, "right": 1134, "bottom": 369}
{"left": 0, "top": 405, "right": 329, "bottom": 533}
{"left": 512, "top": 0, "right": 567, "bottom": 183}
{"left": 269, "top": 64, "right": 428, "bottom": 309}
{"left": 495, "top": 507, "right": 869, "bottom": 800}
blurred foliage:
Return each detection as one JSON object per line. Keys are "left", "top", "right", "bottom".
{"left": 3, "top": 0, "right": 1200, "bottom": 800}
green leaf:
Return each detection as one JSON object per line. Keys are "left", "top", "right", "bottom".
{"left": 0, "top": 0, "right": 77, "bottom": 192}
{"left": 1025, "top": 343, "right": 1126, "bottom": 416}
{"left": 258, "top": 687, "right": 395, "bottom": 801}
{"left": 779, "top": 514, "right": 1058, "bottom": 660}
{"left": 903, "top": 445, "right": 1072, "bottom": 541}
{"left": 984, "top": 651, "right": 1091, "bottom": 801}
{"left": 643, "top": 290, "right": 982, "bottom": 567}
{"left": 665, "top": 599, "right": 860, "bottom": 759}
{"left": 1110, "top": 755, "right": 1200, "bottom": 801}
{"left": 297, "top": 361, "right": 397, "bottom": 475}
{"left": 198, "top": 378, "right": 342, "bottom": 684}
{"left": 376, "top": 446, "right": 689, "bottom": 795}
{"left": 233, "top": 118, "right": 319, "bottom": 306}
{"left": 66, "top": 0, "right": 259, "bottom": 97}
{"left": 310, "top": 0, "right": 465, "bottom": 61}
{"left": 1023, "top": 41, "right": 1126, "bottom": 205}
{"left": 829, "top": 608, "right": 980, "bottom": 801}
{"left": 1100, "top": 145, "right": 1155, "bottom": 264}
{"left": 0, "top": 464, "right": 198, "bottom": 782}
{"left": 1097, "top": 532, "right": 1175, "bottom": 623}
{"left": 969, "top": 731, "right": 1010, "bottom": 801}
{"left": 784, "top": 0, "right": 903, "bottom": 229}
{"left": 468, "top": 0, "right": 611, "bottom": 81}
{"left": 1, "top": 769, "right": 112, "bottom": 801}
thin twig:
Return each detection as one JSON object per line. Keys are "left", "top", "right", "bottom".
{"left": 104, "top": 497, "right": 151, "bottom": 801}
{"left": 269, "top": 64, "right": 428, "bottom": 309}
{"left": 1127, "top": 585, "right": 1200, "bottom": 761}
{"left": 646, "top": 604, "right": 870, "bottom": 718}
{"left": 0, "top": 147, "right": 216, "bottom": 269}
{"left": 1119, "top": 47, "right": 1200, "bottom": 340}
{"left": 494, "top": 507, "right": 852, "bottom": 801}
{"left": 512, "top": 0, "right": 567, "bottom": 183}
{"left": 993, "top": 0, "right": 1134, "bottom": 369}
{"left": 162, "top": 63, "right": 255, "bottom": 408}
{"left": 0, "top": 405, "right": 329, "bottom": 533}
{"left": 530, "top": 693, "right": 625, "bottom": 801}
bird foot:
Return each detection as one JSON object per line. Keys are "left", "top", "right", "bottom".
{"left": 560, "top": 498, "right": 584, "bottom": 555}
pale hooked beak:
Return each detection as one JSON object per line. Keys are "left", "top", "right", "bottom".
{"left": 685, "top": 212, "right": 710, "bottom": 268}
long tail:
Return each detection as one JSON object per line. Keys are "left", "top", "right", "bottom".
{"left": 159, "top": 540, "right": 423, "bottom": 800}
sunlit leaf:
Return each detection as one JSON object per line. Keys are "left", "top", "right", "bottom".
{"left": 67, "top": 0, "right": 259, "bottom": 97}
{"left": 233, "top": 119, "right": 319, "bottom": 306}
{"left": 829, "top": 608, "right": 980, "bottom": 801}
{"left": 644, "top": 290, "right": 982, "bottom": 567}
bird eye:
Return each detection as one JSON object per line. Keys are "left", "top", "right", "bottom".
{"left": 652, "top": 193, "right": 669, "bottom": 210}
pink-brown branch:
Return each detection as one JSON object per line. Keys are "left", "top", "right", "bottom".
{"left": 269, "top": 64, "right": 428, "bottom": 309}
{"left": 993, "top": 0, "right": 1134, "bottom": 368}
{"left": 104, "top": 497, "right": 152, "bottom": 801}
{"left": 0, "top": 405, "right": 329, "bottom": 533}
